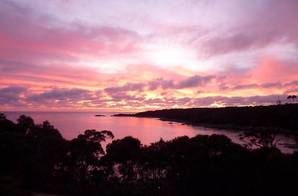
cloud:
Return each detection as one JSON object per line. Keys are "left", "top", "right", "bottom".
{"left": 203, "top": 32, "right": 280, "bottom": 56}
{"left": 0, "top": 86, "right": 26, "bottom": 105}
{"left": 189, "top": 95, "right": 285, "bottom": 107}
{"left": 0, "top": 85, "right": 293, "bottom": 111}
{"left": 105, "top": 83, "right": 145, "bottom": 94}
{"left": 0, "top": 59, "right": 114, "bottom": 89}
{"left": 147, "top": 75, "right": 214, "bottom": 91}
{"left": 139, "top": 94, "right": 286, "bottom": 108}
{"left": 284, "top": 88, "right": 298, "bottom": 95}
{"left": 201, "top": 0, "right": 298, "bottom": 56}
{"left": 1, "top": 0, "right": 298, "bottom": 111}
{"left": 285, "top": 80, "right": 298, "bottom": 86}
{"left": 105, "top": 75, "right": 214, "bottom": 96}
{"left": 0, "top": 0, "right": 141, "bottom": 66}
{"left": 177, "top": 75, "right": 213, "bottom": 88}
{"left": 250, "top": 58, "right": 298, "bottom": 83}
{"left": 214, "top": 57, "right": 298, "bottom": 95}
{"left": 104, "top": 82, "right": 147, "bottom": 102}
{"left": 147, "top": 78, "right": 175, "bottom": 90}
{"left": 27, "top": 88, "right": 95, "bottom": 104}
{"left": 223, "top": 82, "right": 283, "bottom": 91}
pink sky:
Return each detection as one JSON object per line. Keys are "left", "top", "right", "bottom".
{"left": 0, "top": 0, "right": 298, "bottom": 111}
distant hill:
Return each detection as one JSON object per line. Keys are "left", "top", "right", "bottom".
{"left": 95, "top": 114, "right": 105, "bottom": 117}
{"left": 114, "top": 104, "right": 298, "bottom": 133}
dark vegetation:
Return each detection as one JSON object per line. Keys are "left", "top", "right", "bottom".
{"left": 1, "top": 113, "right": 298, "bottom": 195}
{"left": 114, "top": 103, "right": 298, "bottom": 133}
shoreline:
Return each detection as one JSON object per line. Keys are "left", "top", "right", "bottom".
{"left": 115, "top": 115, "right": 297, "bottom": 136}
{"left": 113, "top": 103, "right": 298, "bottom": 136}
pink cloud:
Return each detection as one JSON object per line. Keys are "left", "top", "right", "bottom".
{"left": 201, "top": 0, "right": 298, "bottom": 56}
{"left": 0, "top": 1, "right": 141, "bottom": 67}
{"left": 251, "top": 58, "right": 298, "bottom": 83}
{"left": 1, "top": 0, "right": 298, "bottom": 111}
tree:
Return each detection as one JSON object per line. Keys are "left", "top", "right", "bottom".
{"left": 240, "top": 131, "right": 279, "bottom": 149}
{"left": 58, "top": 129, "right": 114, "bottom": 193}
{"left": 106, "top": 136, "right": 141, "bottom": 163}
{"left": 287, "top": 95, "right": 297, "bottom": 103}
{"left": 0, "top": 113, "right": 6, "bottom": 121}
{"left": 293, "top": 95, "right": 297, "bottom": 102}
{"left": 0, "top": 113, "right": 17, "bottom": 133}
{"left": 17, "top": 115, "right": 34, "bottom": 134}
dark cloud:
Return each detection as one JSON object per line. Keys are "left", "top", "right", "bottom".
{"left": 284, "top": 88, "right": 298, "bottom": 95}
{"left": 27, "top": 88, "right": 95, "bottom": 104}
{"left": 106, "top": 92, "right": 139, "bottom": 102}
{"left": 105, "top": 75, "right": 214, "bottom": 97}
{"left": 140, "top": 94, "right": 285, "bottom": 108}
{"left": 0, "top": 85, "right": 293, "bottom": 110}
{"left": 189, "top": 95, "right": 284, "bottom": 107}
{"left": 105, "top": 83, "right": 145, "bottom": 94}
{"left": 232, "top": 84, "right": 259, "bottom": 90}
{"left": 204, "top": 32, "right": 279, "bottom": 56}
{"left": 283, "top": 80, "right": 298, "bottom": 94}
{"left": 148, "top": 75, "right": 213, "bottom": 90}
{"left": 104, "top": 83, "right": 147, "bottom": 102}
{"left": 229, "top": 82, "right": 283, "bottom": 90}
{"left": 260, "top": 82, "right": 283, "bottom": 89}
{"left": 218, "top": 81, "right": 298, "bottom": 91}
{"left": 285, "top": 80, "right": 298, "bottom": 87}
{"left": 0, "top": 86, "right": 26, "bottom": 105}
{"left": 177, "top": 75, "right": 214, "bottom": 88}
{"left": 147, "top": 78, "right": 175, "bottom": 90}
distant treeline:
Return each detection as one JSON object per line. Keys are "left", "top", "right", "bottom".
{"left": 114, "top": 104, "right": 298, "bottom": 133}
{"left": 1, "top": 114, "right": 298, "bottom": 195}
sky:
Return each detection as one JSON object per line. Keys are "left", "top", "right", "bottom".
{"left": 0, "top": 0, "right": 298, "bottom": 111}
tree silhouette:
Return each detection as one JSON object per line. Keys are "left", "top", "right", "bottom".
{"left": 57, "top": 129, "right": 114, "bottom": 193}
{"left": 0, "top": 113, "right": 6, "bottom": 121}
{"left": 2, "top": 114, "right": 298, "bottom": 195}
{"left": 293, "top": 95, "right": 297, "bottom": 102}
{"left": 106, "top": 136, "right": 141, "bottom": 162}
{"left": 239, "top": 131, "right": 279, "bottom": 149}
{"left": 287, "top": 95, "right": 297, "bottom": 103}
{"left": 17, "top": 115, "right": 35, "bottom": 134}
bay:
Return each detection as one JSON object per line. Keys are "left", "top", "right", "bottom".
{"left": 3, "top": 112, "right": 297, "bottom": 153}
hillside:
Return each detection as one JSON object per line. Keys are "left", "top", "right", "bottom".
{"left": 114, "top": 104, "right": 298, "bottom": 133}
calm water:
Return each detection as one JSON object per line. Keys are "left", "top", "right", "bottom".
{"left": 3, "top": 112, "right": 297, "bottom": 153}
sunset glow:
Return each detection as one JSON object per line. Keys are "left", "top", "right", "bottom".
{"left": 1, "top": 0, "right": 298, "bottom": 111}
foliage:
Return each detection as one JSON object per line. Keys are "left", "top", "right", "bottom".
{"left": 1, "top": 113, "right": 298, "bottom": 195}
{"left": 117, "top": 103, "right": 298, "bottom": 132}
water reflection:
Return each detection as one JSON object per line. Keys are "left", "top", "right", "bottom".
{"left": 4, "top": 112, "right": 297, "bottom": 153}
